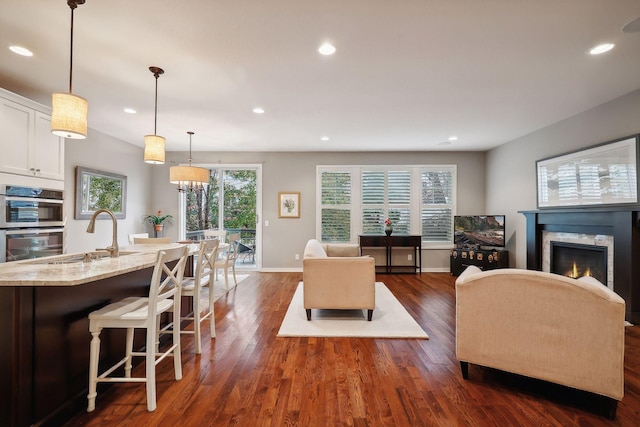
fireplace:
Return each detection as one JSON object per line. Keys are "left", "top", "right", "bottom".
{"left": 550, "top": 242, "right": 607, "bottom": 285}
{"left": 521, "top": 208, "right": 640, "bottom": 323}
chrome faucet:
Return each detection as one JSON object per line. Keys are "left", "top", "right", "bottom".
{"left": 86, "top": 208, "right": 119, "bottom": 257}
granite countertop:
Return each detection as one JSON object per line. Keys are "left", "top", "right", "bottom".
{"left": 0, "top": 243, "right": 198, "bottom": 287}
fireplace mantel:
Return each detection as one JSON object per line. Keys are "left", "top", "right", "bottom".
{"left": 520, "top": 207, "right": 640, "bottom": 323}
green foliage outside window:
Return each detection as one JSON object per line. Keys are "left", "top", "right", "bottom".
{"left": 186, "top": 169, "right": 257, "bottom": 235}
{"left": 84, "top": 176, "right": 122, "bottom": 212}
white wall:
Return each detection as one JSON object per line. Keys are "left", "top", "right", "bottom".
{"left": 155, "top": 150, "right": 487, "bottom": 270}
{"left": 64, "top": 128, "right": 152, "bottom": 253}
{"left": 486, "top": 89, "right": 640, "bottom": 268}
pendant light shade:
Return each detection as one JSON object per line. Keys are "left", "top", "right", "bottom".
{"left": 51, "top": 0, "right": 87, "bottom": 140}
{"left": 170, "top": 131, "right": 209, "bottom": 192}
{"left": 144, "top": 134, "right": 166, "bottom": 164}
{"left": 170, "top": 165, "right": 210, "bottom": 186}
{"left": 144, "top": 66, "right": 166, "bottom": 164}
{"left": 51, "top": 92, "right": 88, "bottom": 138}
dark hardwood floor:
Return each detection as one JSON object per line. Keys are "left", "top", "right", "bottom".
{"left": 64, "top": 272, "right": 640, "bottom": 426}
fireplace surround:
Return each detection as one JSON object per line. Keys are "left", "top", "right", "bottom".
{"left": 521, "top": 208, "right": 640, "bottom": 323}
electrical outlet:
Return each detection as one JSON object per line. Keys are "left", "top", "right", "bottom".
{"left": 295, "top": 254, "right": 300, "bottom": 260}
{"left": 408, "top": 254, "right": 412, "bottom": 261}
{"left": 264, "top": 220, "right": 269, "bottom": 226}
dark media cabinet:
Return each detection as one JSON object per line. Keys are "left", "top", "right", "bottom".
{"left": 450, "top": 248, "right": 509, "bottom": 276}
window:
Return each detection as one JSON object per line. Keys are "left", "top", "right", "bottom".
{"left": 421, "top": 169, "right": 455, "bottom": 243}
{"left": 362, "top": 170, "right": 411, "bottom": 235}
{"left": 319, "top": 170, "right": 352, "bottom": 242}
{"left": 317, "top": 165, "right": 456, "bottom": 246}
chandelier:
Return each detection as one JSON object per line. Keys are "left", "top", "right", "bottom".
{"left": 169, "top": 131, "right": 209, "bottom": 192}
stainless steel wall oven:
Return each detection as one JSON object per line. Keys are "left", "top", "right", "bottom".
{"left": 0, "top": 185, "right": 64, "bottom": 262}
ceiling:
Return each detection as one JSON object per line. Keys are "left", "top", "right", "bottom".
{"left": 1, "top": 1, "right": 640, "bottom": 153}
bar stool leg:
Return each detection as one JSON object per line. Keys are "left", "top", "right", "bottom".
{"left": 173, "top": 298, "right": 183, "bottom": 380}
{"left": 193, "top": 293, "right": 202, "bottom": 354}
{"left": 145, "top": 322, "right": 157, "bottom": 412}
{"left": 209, "top": 286, "right": 216, "bottom": 339}
{"left": 87, "top": 330, "right": 101, "bottom": 412}
{"left": 124, "top": 328, "right": 134, "bottom": 377}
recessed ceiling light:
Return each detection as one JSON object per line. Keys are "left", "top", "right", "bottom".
{"left": 9, "top": 45, "right": 33, "bottom": 57}
{"left": 589, "top": 43, "right": 615, "bottom": 55}
{"left": 318, "top": 42, "right": 336, "bottom": 56}
{"left": 123, "top": 107, "right": 136, "bottom": 114}
{"left": 622, "top": 17, "right": 640, "bottom": 33}
{"left": 448, "top": 136, "right": 458, "bottom": 141}
{"left": 253, "top": 107, "right": 265, "bottom": 114}
{"left": 321, "top": 136, "right": 330, "bottom": 141}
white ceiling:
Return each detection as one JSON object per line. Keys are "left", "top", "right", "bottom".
{"left": 1, "top": 0, "right": 640, "bottom": 153}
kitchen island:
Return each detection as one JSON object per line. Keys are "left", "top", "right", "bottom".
{"left": 0, "top": 244, "right": 195, "bottom": 427}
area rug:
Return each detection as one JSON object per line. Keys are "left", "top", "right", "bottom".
{"left": 277, "top": 282, "right": 429, "bottom": 338}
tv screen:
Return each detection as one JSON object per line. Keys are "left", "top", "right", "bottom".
{"left": 454, "top": 215, "right": 505, "bottom": 248}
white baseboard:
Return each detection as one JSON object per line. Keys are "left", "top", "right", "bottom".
{"left": 257, "top": 267, "right": 451, "bottom": 274}
{"left": 260, "top": 267, "right": 304, "bottom": 273}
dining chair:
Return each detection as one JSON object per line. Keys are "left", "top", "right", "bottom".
{"left": 133, "top": 237, "right": 171, "bottom": 244}
{"left": 86, "top": 245, "right": 189, "bottom": 412}
{"left": 128, "top": 232, "right": 149, "bottom": 245}
{"left": 214, "top": 233, "right": 240, "bottom": 290}
{"left": 160, "top": 239, "right": 219, "bottom": 354}
{"left": 203, "top": 229, "right": 226, "bottom": 242}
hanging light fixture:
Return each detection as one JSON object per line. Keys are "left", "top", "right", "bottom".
{"left": 144, "top": 66, "right": 166, "bottom": 164}
{"left": 51, "top": 0, "right": 88, "bottom": 139}
{"left": 170, "top": 131, "right": 210, "bottom": 192}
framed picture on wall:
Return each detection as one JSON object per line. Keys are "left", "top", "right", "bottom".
{"left": 278, "top": 192, "right": 300, "bottom": 218}
{"left": 536, "top": 134, "right": 639, "bottom": 208}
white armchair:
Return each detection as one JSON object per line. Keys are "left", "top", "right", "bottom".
{"left": 302, "top": 239, "right": 375, "bottom": 321}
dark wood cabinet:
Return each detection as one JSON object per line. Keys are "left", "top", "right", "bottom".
{"left": 450, "top": 248, "right": 509, "bottom": 276}
{"left": 359, "top": 235, "right": 422, "bottom": 274}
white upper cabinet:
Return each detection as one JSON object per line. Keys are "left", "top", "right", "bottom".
{"left": 0, "top": 89, "right": 65, "bottom": 181}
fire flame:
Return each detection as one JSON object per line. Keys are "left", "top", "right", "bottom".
{"left": 566, "top": 262, "right": 592, "bottom": 279}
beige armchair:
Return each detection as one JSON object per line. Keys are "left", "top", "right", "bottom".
{"left": 302, "top": 239, "right": 375, "bottom": 321}
{"left": 455, "top": 266, "right": 625, "bottom": 419}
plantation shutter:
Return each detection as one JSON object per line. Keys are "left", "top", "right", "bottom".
{"left": 362, "top": 171, "right": 385, "bottom": 234}
{"left": 361, "top": 170, "right": 411, "bottom": 234}
{"left": 421, "top": 169, "right": 454, "bottom": 242}
{"left": 388, "top": 171, "right": 411, "bottom": 234}
{"left": 320, "top": 171, "right": 351, "bottom": 242}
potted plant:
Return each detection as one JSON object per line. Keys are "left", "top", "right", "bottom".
{"left": 384, "top": 218, "right": 393, "bottom": 236}
{"left": 144, "top": 210, "right": 173, "bottom": 236}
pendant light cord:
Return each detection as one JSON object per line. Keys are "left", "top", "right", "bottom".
{"left": 147, "top": 66, "right": 164, "bottom": 136}
{"left": 154, "top": 73, "right": 159, "bottom": 134}
{"left": 188, "top": 131, "right": 194, "bottom": 166}
{"left": 68, "top": 2, "right": 76, "bottom": 94}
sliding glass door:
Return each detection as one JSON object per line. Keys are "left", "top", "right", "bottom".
{"left": 183, "top": 165, "right": 261, "bottom": 270}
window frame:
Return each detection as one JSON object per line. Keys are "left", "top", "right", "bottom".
{"left": 316, "top": 165, "right": 456, "bottom": 248}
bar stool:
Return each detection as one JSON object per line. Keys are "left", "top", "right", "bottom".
{"left": 160, "top": 239, "right": 219, "bottom": 354}
{"left": 86, "top": 245, "right": 189, "bottom": 412}
{"left": 214, "top": 233, "right": 240, "bottom": 290}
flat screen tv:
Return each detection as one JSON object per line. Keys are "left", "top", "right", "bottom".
{"left": 454, "top": 215, "right": 505, "bottom": 248}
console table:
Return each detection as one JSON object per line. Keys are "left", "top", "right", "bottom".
{"left": 359, "top": 235, "right": 422, "bottom": 274}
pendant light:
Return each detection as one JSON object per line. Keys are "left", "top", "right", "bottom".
{"left": 170, "top": 131, "right": 210, "bottom": 192}
{"left": 144, "top": 66, "right": 166, "bottom": 164}
{"left": 51, "top": 0, "right": 88, "bottom": 139}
